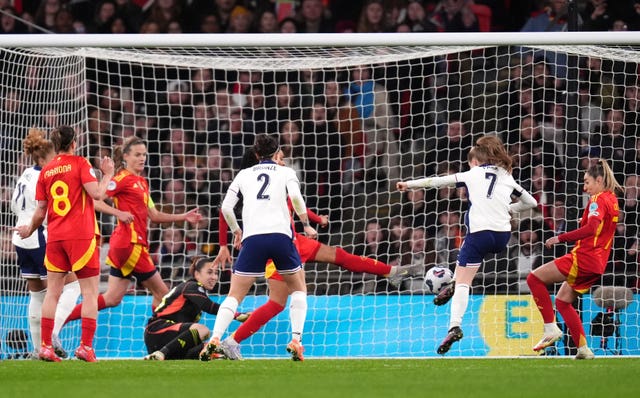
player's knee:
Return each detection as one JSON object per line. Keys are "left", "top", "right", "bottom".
{"left": 102, "top": 294, "right": 122, "bottom": 308}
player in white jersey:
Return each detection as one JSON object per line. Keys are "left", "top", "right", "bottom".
{"left": 397, "top": 135, "right": 537, "bottom": 355}
{"left": 200, "top": 134, "right": 317, "bottom": 361}
{"left": 10, "top": 129, "right": 81, "bottom": 358}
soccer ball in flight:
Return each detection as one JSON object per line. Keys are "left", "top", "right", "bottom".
{"left": 424, "top": 266, "right": 454, "bottom": 294}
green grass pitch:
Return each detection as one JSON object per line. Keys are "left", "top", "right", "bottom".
{"left": 1, "top": 358, "right": 638, "bottom": 398}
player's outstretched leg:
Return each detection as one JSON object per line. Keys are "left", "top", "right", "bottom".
{"left": 437, "top": 326, "right": 463, "bottom": 355}
{"left": 199, "top": 337, "right": 221, "bottom": 361}
{"left": 433, "top": 282, "right": 455, "bottom": 306}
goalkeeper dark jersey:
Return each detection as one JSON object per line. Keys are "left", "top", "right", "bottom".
{"left": 150, "top": 279, "right": 221, "bottom": 324}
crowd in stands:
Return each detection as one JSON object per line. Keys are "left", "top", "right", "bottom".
{"left": 2, "top": 0, "right": 640, "bottom": 35}
{"left": 0, "top": 0, "right": 638, "bottom": 297}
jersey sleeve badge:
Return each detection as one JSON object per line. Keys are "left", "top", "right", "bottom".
{"left": 588, "top": 201, "right": 599, "bottom": 217}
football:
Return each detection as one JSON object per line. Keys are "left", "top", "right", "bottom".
{"left": 424, "top": 266, "right": 454, "bottom": 294}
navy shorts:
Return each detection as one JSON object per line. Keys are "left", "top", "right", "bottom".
{"left": 234, "top": 233, "right": 302, "bottom": 277}
{"left": 15, "top": 227, "right": 47, "bottom": 279}
{"left": 457, "top": 230, "right": 511, "bottom": 267}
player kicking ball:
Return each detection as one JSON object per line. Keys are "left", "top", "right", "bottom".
{"left": 397, "top": 136, "right": 536, "bottom": 355}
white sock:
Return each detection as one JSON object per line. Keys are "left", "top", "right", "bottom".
{"left": 53, "top": 281, "right": 81, "bottom": 337}
{"left": 289, "top": 291, "right": 307, "bottom": 342}
{"left": 448, "top": 284, "right": 470, "bottom": 330}
{"left": 211, "top": 297, "right": 238, "bottom": 340}
{"left": 29, "top": 289, "right": 46, "bottom": 350}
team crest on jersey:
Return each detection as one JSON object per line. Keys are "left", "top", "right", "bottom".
{"left": 589, "top": 202, "right": 599, "bottom": 216}
{"left": 107, "top": 181, "right": 116, "bottom": 191}
{"left": 198, "top": 286, "right": 205, "bottom": 293}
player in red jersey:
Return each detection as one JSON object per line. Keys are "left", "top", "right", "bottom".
{"left": 64, "top": 136, "right": 202, "bottom": 324}
{"left": 202, "top": 148, "right": 405, "bottom": 360}
{"left": 16, "top": 125, "right": 114, "bottom": 362}
{"left": 527, "top": 159, "right": 622, "bottom": 359}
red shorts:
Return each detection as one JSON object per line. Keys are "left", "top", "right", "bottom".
{"left": 107, "top": 243, "right": 155, "bottom": 277}
{"left": 554, "top": 252, "right": 603, "bottom": 294}
{"left": 44, "top": 237, "right": 99, "bottom": 278}
{"left": 264, "top": 234, "right": 321, "bottom": 281}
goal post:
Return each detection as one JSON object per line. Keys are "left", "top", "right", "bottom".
{"left": 0, "top": 32, "right": 638, "bottom": 359}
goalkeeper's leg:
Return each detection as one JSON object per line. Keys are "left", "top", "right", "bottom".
{"left": 147, "top": 325, "right": 204, "bottom": 360}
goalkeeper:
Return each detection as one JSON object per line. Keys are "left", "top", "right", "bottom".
{"left": 143, "top": 256, "right": 249, "bottom": 360}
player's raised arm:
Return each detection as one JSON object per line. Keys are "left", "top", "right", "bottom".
{"left": 396, "top": 174, "right": 458, "bottom": 191}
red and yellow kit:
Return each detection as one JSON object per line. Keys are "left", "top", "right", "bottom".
{"left": 36, "top": 154, "right": 98, "bottom": 242}
{"left": 105, "top": 169, "right": 156, "bottom": 276}
{"left": 555, "top": 191, "right": 619, "bottom": 292}
{"left": 36, "top": 154, "right": 99, "bottom": 273}
{"left": 107, "top": 169, "right": 153, "bottom": 248}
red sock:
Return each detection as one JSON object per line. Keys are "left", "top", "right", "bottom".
{"left": 233, "top": 300, "right": 285, "bottom": 344}
{"left": 334, "top": 247, "right": 392, "bottom": 276}
{"left": 556, "top": 299, "right": 587, "bottom": 347}
{"left": 81, "top": 317, "right": 97, "bottom": 347}
{"left": 41, "top": 317, "right": 55, "bottom": 346}
{"left": 65, "top": 295, "right": 106, "bottom": 324}
{"left": 66, "top": 304, "right": 82, "bottom": 323}
{"left": 526, "top": 273, "right": 555, "bottom": 323}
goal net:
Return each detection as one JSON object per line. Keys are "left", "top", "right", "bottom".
{"left": 1, "top": 33, "right": 638, "bottom": 359}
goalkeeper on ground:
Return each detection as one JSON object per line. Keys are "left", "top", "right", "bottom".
{"left": 143, "top": 257, "right": 249, "bottom": 360}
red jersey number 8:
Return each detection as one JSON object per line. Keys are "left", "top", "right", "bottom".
{"left": 50, "top": 180, "right": 71, "bottom": 217}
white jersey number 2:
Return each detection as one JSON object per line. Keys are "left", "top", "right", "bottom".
{"left": 256, "top": 173, "right": 271, "bottom": 200}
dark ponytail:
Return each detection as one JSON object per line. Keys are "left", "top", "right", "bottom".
{"left": 50, "top": 125, "right": 76, "bottom": 153}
